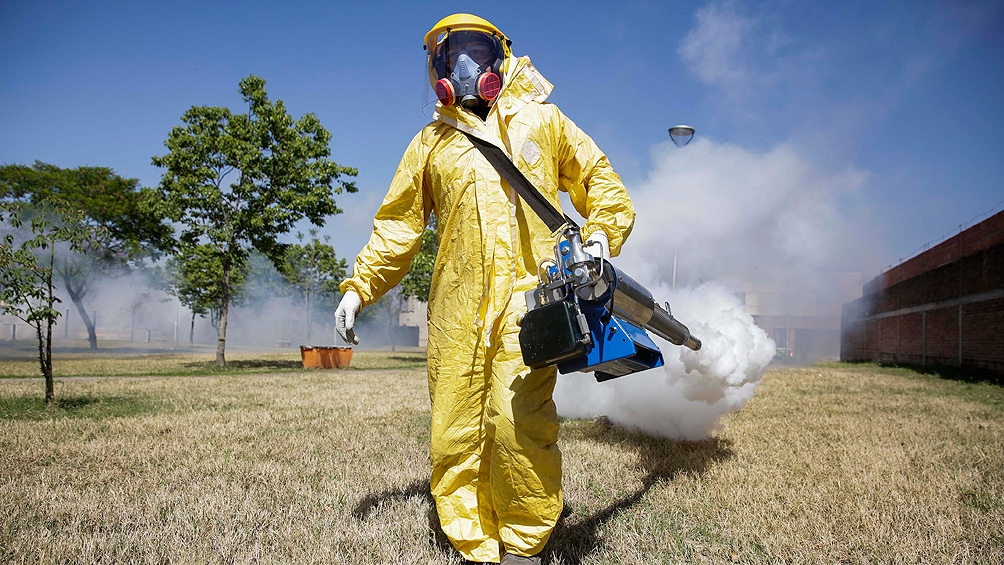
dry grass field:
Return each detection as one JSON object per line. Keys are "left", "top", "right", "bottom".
{"left": 1, "top": 350, "right": 1002, "bottom": 564}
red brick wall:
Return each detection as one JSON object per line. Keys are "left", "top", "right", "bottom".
{"left": 842, "top": 212, "right": 1004, "bottom": 376}
{"left": 866, "top": 210, "right": 1004, "bottom": 294}
{"left": 963, "top": 297, "right": 1004, "bottom": 373}
{"left": 925, "top": 307, "right": 960, "bottom": 363}
{"left": 899, "top": 312, "right": 923, "bottom": 359}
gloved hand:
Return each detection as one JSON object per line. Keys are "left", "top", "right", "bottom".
{"left": 584, "top": 230, "right": 610, "bottom": 260}
{"left": 334, "top": 290, "right": 361, "bottom": 345}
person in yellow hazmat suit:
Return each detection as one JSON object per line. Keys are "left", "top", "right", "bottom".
{"left": 335, "top": 14, "right": 635, "bottom": 564}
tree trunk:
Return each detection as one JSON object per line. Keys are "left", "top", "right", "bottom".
{"left": 189, "top": 312, "right": 196, "bottom": 345}
{"left": 216, "top": 262, "right": 231, "bottom": 368}
{"left": 41, "top": 247, "right": 55, "bottom": 404}
{"left": 304, "top": 288, "right": 312, "bottom": 343}
{"left": 35, "top": 322, "right": 54, "bottom": 404}
{"left": 64, "top": 285, "right": 98, "bottom": 350}
{"left": 45, "top": 317, "right": 54, "bottom": 403}
{"left": 59, "top": 266, "right": 98, "bottom": 350}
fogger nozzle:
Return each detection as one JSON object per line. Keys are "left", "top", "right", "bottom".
{"left": 648, "top": 306, "right": 702, "bottom": 351}
{"left": 609, "top": 267, "right": 702, "bottom": 351}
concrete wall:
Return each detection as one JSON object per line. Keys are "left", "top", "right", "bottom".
{"left": 842, "top": 210, "right": 1004, "bottom": 375}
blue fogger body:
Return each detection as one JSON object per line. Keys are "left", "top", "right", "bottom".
{"left": 518, "top": 227, "right": 701, "bottom": 382}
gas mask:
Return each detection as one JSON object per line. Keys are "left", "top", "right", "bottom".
{"left": 429, "top": 30, "right": 505, "bottom": 109}
{"left": 435, "top": 53, "right": 501, "bottom": 108}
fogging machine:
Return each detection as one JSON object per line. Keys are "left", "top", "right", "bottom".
{"left": 463, "top": 132, "right": 701, "bottom": 382}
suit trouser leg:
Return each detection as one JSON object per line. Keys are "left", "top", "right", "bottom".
{"left": 428, "top": 308, "right": 562, "bottom": 562}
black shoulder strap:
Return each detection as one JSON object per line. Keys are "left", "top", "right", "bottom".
{"left": 461, "top": 131, "right": 577, "bottom": 232}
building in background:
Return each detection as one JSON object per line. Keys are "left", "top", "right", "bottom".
{"left": 397, "top": 296, "right": 428, "bottom": 348}
{"left": 740, "top": 272, "right": 863, "bottom": 363}
{"left": 841, "top": 210, "right": 1004, "bottom": 376}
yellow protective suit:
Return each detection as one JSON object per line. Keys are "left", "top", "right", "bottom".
{"left": 340, "top": 55, "right": 635, "bottom": 562}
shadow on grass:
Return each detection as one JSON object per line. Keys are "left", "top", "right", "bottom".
{"left": 902, "top": 363, "right": 1002, "bottom": 386}
{"left": 352, "top": 480, "right": 433, "bottom": 520}
{"left": 0, "top": 393, "right": 162, "bottom": 420}
{"left": 833, "top": 361, "right": 1004, "bottom": 386}
{"left": 387, "top": 354, "right": 427, "bottom": 363}
{"left": 56, "top": 396, "right": 97, "bottom": 410}
{"left": 350, "top": 423, "right": 733, "bottom": 564}
{"left": 225, "top": 359, "right": 305, "bottom": 370}
{"left": 545, "top": 422, "right": 734, "bottom": 565}
{"left": 181, "top": 359, "right": 305, "bottom": 371}
{"left": 351, "top": 480, "right": 460, "bottom": 561}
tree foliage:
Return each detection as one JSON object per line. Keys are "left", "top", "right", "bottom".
{"left": 0, "top": 161, "right": 173, "bottom": 349}
{"left": 164, "top": 243, "right": 248, "bottom": 337}
{"left": 152, "top": 75, "right": 357, "bottom": 367}
{"left": 280, "top": 229, "right": 347, "bottom": 342}
{"left": 0, "top": 200, "right": 104, "bottom": 403}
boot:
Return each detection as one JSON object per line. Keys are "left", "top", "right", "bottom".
{"left": 501, "top": 553, "right": 541, "bottom": 564}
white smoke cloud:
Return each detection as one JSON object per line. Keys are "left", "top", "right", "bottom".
{"left": 553, "top": 281, "right": 774, "bottom": 440}
{"left": 619, "top": 137, "right": 871, "bottom": 292}
{"left": 553, "top": 132, "right": 875, "bottom": 439}
{"left": 31, "top": 264, "right": 339, "bottom": 350}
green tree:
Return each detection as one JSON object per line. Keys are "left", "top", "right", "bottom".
{"left": 0, "top": 162, "right": 173, "bottom": 350}
{"left": 280, "top": 229, "right": 347, "bottom": 342}
{"left": 164, "top": 243, "right": 248, "bottom": 344}
{"left": 153, "top": 75, "right": 357, "bottom": 367}
{"left": 1, "top": 200, "right": 103, "bottom": 403}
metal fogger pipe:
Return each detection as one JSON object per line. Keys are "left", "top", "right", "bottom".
{"left": 610, "top": 268, "right": 702, "bottom": 351}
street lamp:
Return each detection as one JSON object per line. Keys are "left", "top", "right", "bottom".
{"left": 668, "top": 124, "right": 695, "bottom": 288}
{"left": 668, "top": 125, "right": 695, "bottom": 148}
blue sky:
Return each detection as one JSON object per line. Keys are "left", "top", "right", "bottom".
{"left": 2, "top": 0, "right": 1002, "bottom": 287}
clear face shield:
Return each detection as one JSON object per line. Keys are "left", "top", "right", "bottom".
{"left": 424, "top": 30, "right": 505, "bottom": 111}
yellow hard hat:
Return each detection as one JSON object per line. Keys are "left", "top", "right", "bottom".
{"left": 424, "top": 13, "right": 511, "bottom": 59}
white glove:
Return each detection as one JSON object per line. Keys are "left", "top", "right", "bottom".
{"left": 584, "top": 230, "right": 610, "bottom": 260}
{"left": 334, "top": 290, "right": 361, "bottom": 345}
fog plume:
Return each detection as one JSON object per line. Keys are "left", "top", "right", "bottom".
{"left": 553, "top": 282, "right": 774, "bottom": 440}
{"left": 554, "top": 135, "right": 877, "bottom": 439}
{"left": 618, "top": 138, "right": 873, "bottom": 292}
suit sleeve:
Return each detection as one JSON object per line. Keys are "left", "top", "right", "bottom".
{"left": 554, "top": 109, "right": 635, "bottom": 256}
{"left": 340, "top": 130, "right": 432, "bottom": 307}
